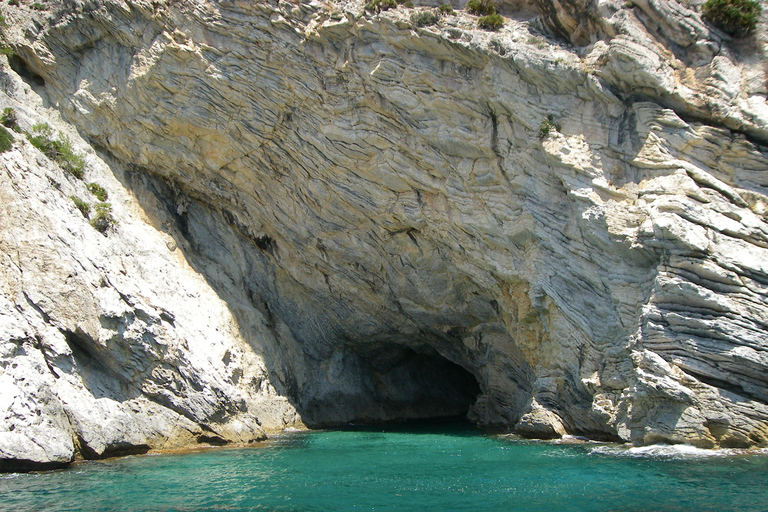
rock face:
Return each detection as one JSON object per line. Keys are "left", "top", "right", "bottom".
{"left": 2, "top": 0, "right": 768, "bottom": 469}
{"left": 0, "top": 67, "right": 302, "bottom": 469}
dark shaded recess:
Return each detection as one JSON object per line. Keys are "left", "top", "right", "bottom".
{"left": 77, "top": 438, "right": 150, "bottom": 460}
{"left": 8, "top": 55, "right": 45, "bottom": 87}
{"left": 0, "top": 459, "right": 70, "bottom": 473}
{"left": 303, "top": 345, "right": 482, "bottom": 427}
{"left": 338, "top": 416, "right": 483, "bottom": 434}
{"left": 62, "top": 328, "right": 134, "bottom": 401}
{"left": 254, "top": 234, "right": 276, "bottom": 253}
{"left": 196, "top": 423, "right": 232, "bottom": 446}
{"left": 197, "top": 434, "right": 229, "bottom": 446}
{"left": 684, "top": 367, "right": 765, "bottom": 404}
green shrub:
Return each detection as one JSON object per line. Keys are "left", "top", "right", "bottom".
{"left": 411, "top": 9, "right": 440, "bottom": 26}
{"left": 86, "top": 182, "right": 108, "bottom": 201}
{"left": 478, "top": 13, "right": 504, "bottom": 30}
{"left": 702, "top": 0, "right": 761, "bottom": 36}
{"left": 366, "top": 0, "right": 397, "bottom": 12}
{"left": 70, "top": 196, "right": 90, "bottom": 218}
{"left": 1, "top": 107, "right": 18, "bottom": 131}
{"left": 90, "top": 202, "right": 116, "bottom": 233}
{"left": 403, "top": 1, "right": 414, "bottom": 6}
{"left": 9, "top": 0, "right": 20, "bottom": 6}
{"left": 538, "top": 114, "right": 561, "bottom": 139}
{"left": 439, "top": 3, "right": 454, "bottom": 14}
{"left": 466, "top": 0, "right": 495, "bottom": 16}
{"left": 0, "top": 125, "right": 13, "bottom": 153}
{"left": 27, "top": 123, "right": 85, "bottom": 179}
{"left": 27, "top": 123, "right": 56, "bottom": 156}
{"left": 31, "top": 3, "right": 47, "bottom": 10}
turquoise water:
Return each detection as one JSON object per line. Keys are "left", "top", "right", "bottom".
{"left": 2, "top": 422, "right": 768, "bottom": 512}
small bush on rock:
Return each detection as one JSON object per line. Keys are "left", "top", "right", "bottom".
{"left": 478, "top": 13, "right": 504, "bottom": 30}
{"left": 702, "top": 0, "right": 761, "bottom": 37}
{"left": 466, "top": 0, "right": 496, "bottom": 16}
{"left": 27, "top": 123, "right": 85, "bottom": 179}
{"left": 86, "top": 182, "right": 108, "bottom": 201}
{"left": 0, "top": 125, "right": 13, "bottom": 153}
{"left": 1, "top": 107, "right": 19, "bottom": 131}
{"left": 411, "top": 9, "right": 440, "bottom": 27}
{"left": 439, "top": 3, "right": 454, "bottom": 14}
{"left": 538, "top": 114, "right": 561, "bottom": 139}
{"left": 366, "top": 0, "right": 397, "bottom": 12}
{"left": 70, "top": 196, "right": 90, "bottom": 218}
{"left": 90, "top": 202, "right": 116, "bottom": 233}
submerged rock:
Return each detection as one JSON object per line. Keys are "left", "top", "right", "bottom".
{"left": 1, "top": 0, "right": 768, "bottom": 469}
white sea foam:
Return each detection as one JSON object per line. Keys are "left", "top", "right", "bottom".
{"left": 589, "top": 443, "right": 749, "bottom": 459}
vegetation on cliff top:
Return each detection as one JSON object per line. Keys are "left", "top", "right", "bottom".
{"left": 478, "top": 14, "right": 504, "bottom": 31}
{"left": 466, "top": 0, "right": 504, "bottom": 31}
{"left": 702, "top": 0, "right": 761, "bottom": 36}
{"left": 466, "top": 0, "right": 496, "bottom": 16}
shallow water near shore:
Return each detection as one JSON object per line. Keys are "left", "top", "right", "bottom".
{"left": 2, "top": 421, "right": 767, "bottom": 512}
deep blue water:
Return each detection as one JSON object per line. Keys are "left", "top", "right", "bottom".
{"left": 2, "top": 422, "right": 767, "bottom": 512}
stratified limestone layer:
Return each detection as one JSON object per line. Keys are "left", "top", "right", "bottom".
{"left": 1, "top": 0, "right": 768, "bottom": 469}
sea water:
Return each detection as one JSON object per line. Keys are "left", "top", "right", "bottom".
{"left": 2, "top": 421, "right": 767, "bottom": 512}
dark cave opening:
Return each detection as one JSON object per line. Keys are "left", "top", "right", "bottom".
{"left": 302, "top": 343, "right": 482, "bottom": 427}
{"left": 8, "top": 55, "right": 45, "bottom": 87}
{"left": 370, "top": 348, "right": 481, "bottom": 419}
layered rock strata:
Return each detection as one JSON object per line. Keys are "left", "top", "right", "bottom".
{"left": 2, "top": 0, "right": 768, "bottom": 469}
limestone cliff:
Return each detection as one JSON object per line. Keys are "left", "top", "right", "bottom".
{"left": 2, "top": 0, "right": 768, "bottom": 470}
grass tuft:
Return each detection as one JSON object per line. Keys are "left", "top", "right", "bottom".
{"left": 478, "top": 13, "right": 504, "bottom": 30}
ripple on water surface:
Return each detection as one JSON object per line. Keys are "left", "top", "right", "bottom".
{"left": 1, "top": 422, "right": 767, "bottom": 512}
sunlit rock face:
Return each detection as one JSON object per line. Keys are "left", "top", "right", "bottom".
{"left": 2, "top": 0, "right": 768, "bottom": 469}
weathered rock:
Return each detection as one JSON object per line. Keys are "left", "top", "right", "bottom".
{"left": 0, "top": 66, "right": 302, "bottom": 470}
{"left": 1, "top": 0, "right": 768, "bottom": 469}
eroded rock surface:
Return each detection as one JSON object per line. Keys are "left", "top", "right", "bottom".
{"left": 0, "top": 67, "right": 302, "bottom": 469}
{"left": 1, "top": 0, "right": 768, "bottom": 469}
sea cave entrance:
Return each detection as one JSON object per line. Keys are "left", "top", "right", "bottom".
{"left": 301, "top": 343, "right": 482, "bottom": 427}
